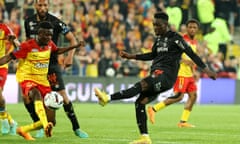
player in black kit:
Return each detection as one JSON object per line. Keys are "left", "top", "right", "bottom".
{"left": 94, "top": 12, "right": 217, "bottom": 144}
{"left": 23, "top": 0, "right": 88, "bottom": 138}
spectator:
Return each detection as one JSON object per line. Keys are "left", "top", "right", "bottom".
{"left": 98, "top": 48, "right": 116, "bottom": 77}
{"left": 197, "top": 0, "right": 215, "bottom": 35}
{"left": 211, "top": 12, "right": 232, "bottom": 59}
{"left": 165, "top": 0, "right": 182, "bottom": 31}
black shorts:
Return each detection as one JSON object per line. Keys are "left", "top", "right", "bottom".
{"left": 47, "top": 64, "right": 65, "bottom": 91}
{"left": 139, "top": 70, "right": 173, "bottom": 102}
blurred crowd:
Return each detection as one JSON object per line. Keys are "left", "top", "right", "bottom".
{"left": 1, "top": 0, "right": 240, "bottom": 79}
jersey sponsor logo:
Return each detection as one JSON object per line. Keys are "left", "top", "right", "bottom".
{"left": 157, "top": 47, "right": 168, "bottom": 52}
{"left": 156, "top": 37, "right": 169, "bottom": 52}
{"left": 35, "top": 62, "right": 49, "bottom": 68}
{"left": 31, "top": 48, "right": 39, "bottom": 52}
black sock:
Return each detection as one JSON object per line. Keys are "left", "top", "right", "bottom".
{"left": 135, "top": 102, "right": 148, "bottom": 134}
{"left": 111, "top": 82, "right": 142, "bottom": 100}
{"left": 63, "top": 102, "right": 80, "bottom": 131}
{"left": 24, "top": 101, "right": 39, "bottom": 122}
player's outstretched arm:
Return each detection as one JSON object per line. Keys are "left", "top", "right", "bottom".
{"left": 63, "top": 32, "right": 78, "bottom": 68}
{"left": 56, "top": 41, "right": 85, "bottom": 54}
{"left": 120, "top": 51, "right": 154, "bottom": 61}
{"left": 0, "top": 54, "right": 13, "bottom": 66}
{"left": 120, "top": 51, "right": 136, "bottom": 59}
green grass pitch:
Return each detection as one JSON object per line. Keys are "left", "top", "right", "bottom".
{"left": 0, "top": 103, "right": 239, "bottom": 144}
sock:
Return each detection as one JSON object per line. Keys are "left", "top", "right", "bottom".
{"left": 180, "top": 109, "right": 190, "bottom": 122}
{"left": 63, "top": 102, "right": 80, "bottom": 131}
{"left": 141, "top": 134, "right": 149, "bottom": 137}
{"left": 111, "top": 82, "right": 142, "bottom": 100}
{"left": 0, "top": 111, "right": 14, "bottom": 124}
{"left": 6, "top": 112, "right": 14, "bottom": 124}
{"left": 135, "top": 102, "right": 148, "bottom": 134}
{"left": 0, "top": 111, "right": 7, "bottom": 119}
{"left": 153, "top": 102, "right": 166, "bottom": 112}
{"left": 34, "top": 100, "right": 48, "bottom": 128}
{"left": 24, "top": 101, "right": 40, "bottom": 122}
{"left": 21, "top": 121, "right": 42, "bottom": 132}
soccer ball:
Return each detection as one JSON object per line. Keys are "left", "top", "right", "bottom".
{"left": 44, "top": 91, "right": 63, "bottom": 110}
{"left": 105, "top": 67, "right": 115, "bottom": 77}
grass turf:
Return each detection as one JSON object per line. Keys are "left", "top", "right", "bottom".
{"left": 0, "top": 103, "right": 239, "bottom": 144}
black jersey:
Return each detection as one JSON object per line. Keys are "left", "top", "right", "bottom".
{"left": 24, "top": 13, "right": 71, "bottom": 65}
{"left": 136, "top": 31, "right": 206, "bottom": 84}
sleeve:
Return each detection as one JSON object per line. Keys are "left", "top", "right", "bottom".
{"left": 135, "top": 41, "right": 157, "bottom": 61}
{"left": 54, "top": 19, "right": 71, "bottom": 35}
{"left": 12, "top": 42, "right": 30, "bottom": 59}
{"left": 136, "top": 53, "right": 155, "bottom": 61}
{"left": 174, "top": 36, "right": 206, "bottom": 69}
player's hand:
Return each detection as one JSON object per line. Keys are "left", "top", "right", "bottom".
{"left": 120, "top": 51, "right": 135, "bottom": 59}
{"left": 120, "top": 51, "right": 129, "bottom": 58}
{"left": 202, "top": 68, "right": 217, "bottom": 80}
{"left": 7, "top": 35, "right": 16, "bottom": 42}
{"left": 76, "top": 41, "right": 85, "bottom": 48}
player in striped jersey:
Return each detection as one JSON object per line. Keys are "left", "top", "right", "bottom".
{"left": 0, "top": 21, "right": 84, "bottom": 140}
{"left": 0, "top": 23, "right": 19, "bottom": 135}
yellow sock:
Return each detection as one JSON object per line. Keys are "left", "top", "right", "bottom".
{"left": 34, "top": 100, "right": 48, "bottom": 128}
{"left": 180, "top": 109, "right": 191, "bottom": 122}
{"left": 153, "top": 102, "right": 166, "bottom": 112}
{"left": 6, "top": 112, "right": 14, "bottom": 124}
{"left": 0, "top": 111, "right": 8, "bottom": 119}
{"left": 0, "top": 112, "right": 14, "bottom": 124}
{"left": 21, "top": 121, "right": 42, "bottom": 132}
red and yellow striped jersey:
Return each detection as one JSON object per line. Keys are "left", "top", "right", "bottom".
{"left": 178, "top": 34, "right": 197, "bottom": 77}
{"left": 0, "top": 23, "right": 15, "bottom": 68}
{"left": 13, "top": 39, "right": 57, "bottom": 86}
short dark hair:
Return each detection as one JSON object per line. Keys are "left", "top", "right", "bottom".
{"left": 154, "top": 12, "right": 169, "bottom": 21}
{"left": 37, "top": 21, "right": 53, "bottom": 34}
{"left": 35, "top": 0, "right": 49, "bottom": 3}
{"left": 38, "top": 21, "right": 53, "bottom": 29}
{"left": 186, "top": 19, "right": 200, "bottom": 27}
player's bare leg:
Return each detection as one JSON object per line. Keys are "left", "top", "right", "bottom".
{"left": 178, "top": 92, "right": 196, "bottom": 128}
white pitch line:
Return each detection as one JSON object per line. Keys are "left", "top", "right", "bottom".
{"left": 90, "top": 137, "right": 193, "bottom": 144}
{"left": 160, "top": 131, "right": 239, "bottom": 137}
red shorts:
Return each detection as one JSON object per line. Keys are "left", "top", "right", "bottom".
{"left": 173, "top": 76, "right": 197, "bottom": 93}
{"left": 0, "top": 68, "right": 8, "bottom": 89}
{"left": 20, "top": 80, "right": 51, "bottom": 99}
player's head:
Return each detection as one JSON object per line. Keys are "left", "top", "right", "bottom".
{"left": 185, "top": 19, "right": 200, "bottom": 38}
{"left": 35, "top": 0, "right": 49, "bottom": 20}
{"left": 37, "top": 21, "right": 53, "bottom": 46}
{"left": 153, "top": 12, "right": 169, "bottom": 36}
